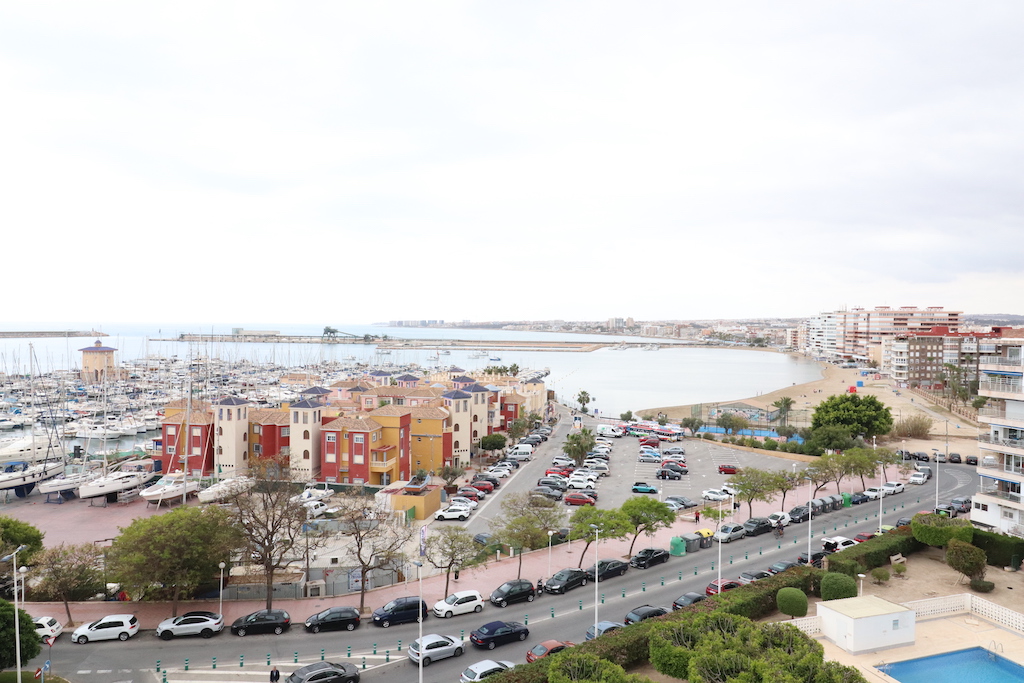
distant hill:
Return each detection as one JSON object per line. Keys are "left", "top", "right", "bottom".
{"left": 964, "top": 313, "right": 1024, "bottom": 326}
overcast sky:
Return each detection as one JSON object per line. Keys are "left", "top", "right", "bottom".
{"left": 3, "top": 2, "right": 1022, "bottom": 326}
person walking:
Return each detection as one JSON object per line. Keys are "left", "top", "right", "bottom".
{"left": 694, "top": 510, "right": 700, "bottom": 523}
{"left": 270, "top": 666, "right": 280, "bottom": 682}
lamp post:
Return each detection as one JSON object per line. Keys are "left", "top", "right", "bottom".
{"left": 547, "top": 530, "right": 555, "bottom": 579}
{"left": 877, "top": 462, "right": 885, "bottom": 534}
{"left": 218, "top": 562, "right": 226, "bottom": 616}
{"left": 806, "top": 475, "right": 813, "bottom": 561}
{"left": 589, "top": 524, "right": 599, "bottom": 633}
{"left": 413, "top": 560, "right": 423, "bottom": 683}
{"left": 2, "top": 544, "right": 28, "bottom": 683}
{"left": 858, "top": 573, "right": 866, "bottom": 596}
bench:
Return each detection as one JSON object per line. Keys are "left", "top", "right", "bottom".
{"left": 890, "top": 553, "right": 907, "bottom": 566}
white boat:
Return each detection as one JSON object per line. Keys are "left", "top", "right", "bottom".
{"left": 197, "top": 476, "right": 255, "bottom": 503}
{"left": 140, "top": 473, "right": 200, "bottom": 505}
{"left": 0, "top": 433, "right": 54, "bottom": 464}
{"left": 36, "top": 462, "right": 103, "bottom": 496}
{"left": 290, "top": 482, "right": 334, "bottom": 504}
{"left": 79, "top": 459, "right": 161, "bottom": 499}
{"left": 489, "top": 357, "right": 502, "bottom": 362}
{"left": 0, "top": 460, "right": 66, "bottom": 494}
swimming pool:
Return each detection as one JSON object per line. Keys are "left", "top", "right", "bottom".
{"left": 883, "top": 647, "right": 1024, "bottom": 683}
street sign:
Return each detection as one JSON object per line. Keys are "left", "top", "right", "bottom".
{"left": 43, "top": 660, "right": 51, "bottom": 672}
{"left": 34, "top": 668, "right": 41, "bottom": 679}
{"left": 44, "top": 636, "right": 54, "bottom": 647}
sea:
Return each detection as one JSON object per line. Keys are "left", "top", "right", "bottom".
{"left": 0, "top": 322, "right": 823, "bottom": 418}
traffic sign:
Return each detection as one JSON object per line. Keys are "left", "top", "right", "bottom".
{"left": 33, "top": 668, "right": 41, "bottom": 679}
{"left": 43, "top": 660, "right": 51, "bottom": 672}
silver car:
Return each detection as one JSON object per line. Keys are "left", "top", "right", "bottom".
{"left": 408, "top": 633, "right": 464, "bottom": 666}
{"left": 714, "top": 524, "right": 746, "bottom": 543}
{"left": 155, "top": 611, "right": 224, "bottom": 640}
{"left": 637, "top": 453, "right": 661, "bottom": 463}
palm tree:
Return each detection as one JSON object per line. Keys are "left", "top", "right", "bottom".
{"left": 576, "top": 390, "right": 592, "bottom": 414}
{"left": 773, "top": 396, "right": 795, "bottom": 426}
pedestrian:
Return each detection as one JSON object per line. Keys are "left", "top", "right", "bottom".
{"left": 270, "top": 666, "right": 280, "bottom": 682}
{"left": 454, "top": 567, "right": 460, "bottom": 581}
{"left": 694, "top": 510, "right": 700, "bottom": 523}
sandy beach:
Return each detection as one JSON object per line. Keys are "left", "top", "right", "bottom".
{"left": 638, "top": 358, "right": 983, "bottom": 458}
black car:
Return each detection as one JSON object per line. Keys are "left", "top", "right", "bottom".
{"left": 285, "top": 662, "right": 360, "bottom": 683}
{"left": 671, "top": 592, "right": 706, "bottom": 610}
{"left": 629, "top": 548, "right": 669, "bottom": 569}
{"left": 304, "top": 607, "right": 360, "bottom": 633}
{"left": 544, "top": 568, "right": 589, "bottom": 594}
{"left": 665, "top": 496, "right": 698, "bottom": 509}
{"left": 742, "top": 518, "right": 773, "bottom": 537}
{"left": 796, "top": 551, "right": 831, "bottom": 568}
{"left": 895, "top": 517, "right": 914, "bottom": 527}
{"left": 469, "top": 620, "right": 529, "bottom": 649}
{"left": 231, "top": 609, "right": 291, "bottom": 637}
{"left": 623, "top": 605, "right": 669, "bottom": 625}
{"left": 655, "top": 468, "right": 681, "bottom": 480}
{"left": 584, "top": 559, "right": 629, "bottom": 582}
{"left": 767, "top": 560, "right": 797, "bottom": 575}
{"left": 371, "top": 597, "right": 427, "bottom": 628}
{"left": 951, "top": 497, "right": 972, "bottom": 513}
{"left": 490, "top": 579, "right": 535, "bottom": 608}
{"left": 575, "top": 488, "right": 599, "bottom": 501}
{"left": 474, "top": 533, "right": 495, "bottom": 547}
{"left": 966, "top": 455, "right": 979, "bottom": 465}
{"left": 788, "top": 505, "right": 813, "bottom": 523}
{"left": 934, "top": 504, "right": 958, "bottom": 518}
{"left": 913, "top": 452, "right": 930, "bottom": 462}
{"left": 849, "top": 492, "right": 869, "bottom": 505}
{"left": 494, "top": 458, "right": 520, "bottom": 469}
{"left": 948, "top": 453, "right": 962, "bottom": 464}
{"left": 661, "top": 463, "right": 688, "bottom": 474}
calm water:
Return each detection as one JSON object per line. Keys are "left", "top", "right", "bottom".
{"left": 0, "top": 323, "right": 822, "bottom": 417}
{"left": 884, "top": 647, "right": 1024, "bottom": 683}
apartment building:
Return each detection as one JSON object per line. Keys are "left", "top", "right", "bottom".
{"left": 973, "top": 334, "right": 1024, "bottom": 535}
{"left": 883, "top": 327, "right": 998, "bottom": 388}
{"left": 805, "top": 306, "right": 962, "bottom": 362}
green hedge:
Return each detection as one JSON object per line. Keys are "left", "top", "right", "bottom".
{"left": 826, "top": 526, "right": 925, "bottom": 577}
{"left": 972, "top": 528, "right": 1024, "bottom": 569}
{"left": 490, "top": 567, "right": 824, "bottom": 683}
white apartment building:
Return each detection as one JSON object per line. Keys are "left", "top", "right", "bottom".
{"left": 805, "top": 306, "right": 962, "bottom": 363}
{"left": 974, "top": 337, "right": 1024, "bottom": 535}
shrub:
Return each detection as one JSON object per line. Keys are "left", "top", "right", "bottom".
{"left": 911, "top": 514, "right": 974, "bottom": 549}
{"left": 871, "top": 567, "right": 890, "bottom": 584}
{"left": 762, "top": 438, "right": 779, "bottom": 451}
{"left": 827, "top": 526, "right": 926, "bottom": 577}
{"left": 703, "top": 433, "right": 716, "bottom": 440}
{"left": 890, "top": 415, "right": 933, "bottom": 439}
{"left": 548, "top": 652, "right": 639, "bottom": 683}
{"left": 893, "top": 563, "right": 907, "bottom": 579}
{"left": 946, "top": 538, "right": 987, "bottom": 580}
{"left": 970, "top": 578, "right": 995, "bottom": 593}
{"left": 820, "top": 572, "right": 858, "bottom": 601}
{"left": 776, "top": 587, "right": 808, "bottom": 618}
{"left": 972, "top": 529, "right": 1024, "bottom": 569}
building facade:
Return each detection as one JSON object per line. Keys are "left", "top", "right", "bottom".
{"left": 805, "top": 306, "right": 962, "bottom": 363}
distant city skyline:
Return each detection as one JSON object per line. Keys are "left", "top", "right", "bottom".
{"left": 3, "top": 3, "right": 1024, "bottom": 323}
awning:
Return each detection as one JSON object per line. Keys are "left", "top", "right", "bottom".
{"left": 984, "top": 370, "right": 1023, "bottom": 377}
{"left": 979, "top": 472, "right": 1022, "bottom": 487}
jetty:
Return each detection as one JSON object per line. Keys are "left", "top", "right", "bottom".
{"left": 0, "top": 330, "right": 108, "bottom": 339}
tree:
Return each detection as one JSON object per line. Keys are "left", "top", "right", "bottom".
{"left": 508, "top": 363, "right": 520, "bottom": 377}
{"left": 109, "top": 504, "right": 242, "bottom": 614}
{"left": 0, "top": 516, "right": 44, "bottom": 588}
{"left": 811, "top": 394, "right": 893, "bottom": 438}
{"left": 507, "top": 417, "right": 530, "bottom": 442}
{"left": 0, "top": 599, "right": 40, "bottom": 671}
{"left": 776, "top": 587, "right": 808, "bottom": 618}
{"left": 479, "top": 433, "right": 506, "bottom": 455}
{"left": 680, "top": 417, "right": 704, "bottom": 437}
{"left": 491, "top": 493, "right": 566, "bottom": 577}
{"left": 229, "top": 456, "right": 331, "bottom": 610}
{"left": 32, "top": 543, "right": 104, "bottom": 625}
{"left": 911, "top": 514, "right": 974, "bottom": 554}
{"left": 700, "top": 506, "right": 732, "bottom": 532}
{"left": 657, "top": 415, "right": 668, "bottom": 426}
{"left": 562, "top": 428, "right": 596, "bottom": 466}
{"left": 724, "top": 468, "right": 779, "bottom": 518}
{"left": 946, "top": 538, "right": 987, "bottom": 583}
{"left": 716, "top": 414, "right": 750, "bottom": 435}
{"left": 807, "top": 425, "right": 855, "bottom": 453}
{"left": 772, "top": 396, "right": 795, "bottom": 426}
{"left": 769, "top": 470, "right": 800, "bottom": 511}
{"left": 621, "top": 497, "right": 677, "bottom": 556}
{"left": 438, "top": 465, "right": 466, "bottom": 487}
{"left": 820, "top": 573, "right": 858, "bottom": 601}
{"left": 565, "top": 507, "right": 632, "bottom": 568}
{"left": 329, "top": 489, "right": 416, "bottom": 612}
{"left": 424, "top": 527, "right": 480, "bottom": 597}
{"left": 576, "top": 390, "right": 592, "bottom": 414}
{"left": 620, "top": 410, "right": 634, "bottom": 422}
{"left": 805, "top": 452, "right": 851, "bottom": 495}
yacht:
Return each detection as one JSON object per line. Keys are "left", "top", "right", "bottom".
{"left": 79, "top": 459, "right": 161, "bottom": 499}
{"left": 290, "top": 482, "right": 334, "bottom": 504}
{"left": 140, "top": 472, "right": 200, "bottom": 505}
{"left": 0, "top": 460, "right": 66, "bottom": 494}
{"left": 197, "top": 476, "right": 255, "bottom": 503}
{"left": 36, "top": 461, "right": 103, "bottom": 496}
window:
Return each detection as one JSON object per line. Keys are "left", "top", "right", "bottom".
{"left": 253, "top": 425, "right": 261, "bottom": 434}
{"left": 372, "top": 432, "right": 378, "bottom": 442}
{"left": 354, "top": 435, "right": 364, "bottom": 444}
{"left": 892, "top": 619, "right": 900, "bottom": 631}
{"left": 167, "top": 445, "right": 176, "bottom": 455}
{"left": 227, "top": 410, "right": 232, "bottom": 421}
{"left": 454, "top": 440, "right": 460, "bottom": 450}
{"left": 303, "top": 450, "right": 310, "bottom": 460}
{"left": 217, "top": 446, "right": 222, "bottom": 454}
{"left": 326, "top": 434, "right": 336, "bottom": 443}
{"left": 192, "top": 427, "right": 201, "bottom": 437}
{"left": 293, "top": 412, "right": 299, "bottom": 424}
{"left": 217, "top": 426, "right": 223, "bottom": 436}
{"left": 237, "top": 408, "right": 243, "bottom": 420}
{"left": 218, "top": 408, "right": 223, "bottom": 420}
{"left": 303, "top": 413, "right": 308, "bottom": 424}
{"left": 282, "top": 427, "right": 290, "bottom": 437}
{"left": 167, "top": 426, "right": 176, "bottom": 436}
{"left": 303, "top": 430, "right": 310, "bottom": 440}
{"left": 254, "top": 444, "right": 262, "bottom": 454}
{"left": 454, "top": 424, "right": 460, "bottom": 432}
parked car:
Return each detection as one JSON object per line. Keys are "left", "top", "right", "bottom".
{"left": 917, "top": 466, "right": 933, "bottom": 479}
{"left": 525, "top": 639, "right": 575, "bottom": 663}
{"left": 470, "top": 480, "right": 494, "bottom": 494}
{"left": 33, "top": 616, "right": 63, "bottom": 640}
{"left": 459, "top": 659, "right": 515, "bottom": 683}
{"left": 408, "top": 633, "right": 464, "bottom": 666}
{"left": 908, "top": 472, "right": 927, "bottom": 485}
{"left": 631, "top": 482, "right": 658, "bottom": 494}
{"left": 948, "top": 453, "right": 962, "bottom": 463}
{"left": 705, "top": 579, "right": 743, "bottom": 596}
{"left": 665, "top": 496, "right": 698, "bottom": 509}
{"left": 966, "top": 455, "right": 979, "bottom": 465}
{"left": 470, "top": 620, "right": 529, "bottom": 649}
{"left": 767, "top": 511, "right": 791, "bottom": 527}
{"left": 584, "top": 621, "right": 624, "bottom": 640}
{"left": 702, "top": 489, "right": 730, "bottom": 501}
{"left": 672, "top": 592, "right": 706, "bottom": 609}
{"left": 934, "top": 503, "right": 958, "bottom": 518}
{"left": 436, "top": 506, "right": 472, "bottom": 521}
{"left": 895, "top": 517, "right": 914, "bottom": 527}
{"left": 714, "top": 524, "right": 746, "bottom": 543}
{"left": 304, "top": 607, "right": 360, "bottom": 633}
{"left": 574, "top": 488, "right": 600, "bottom": 501}
{"left": 913, "top": 452, "right": 930, "bottom": 462}
{"left": 531, "top": 486, "right": 563, "bottom": 502}
{"left": 737, "top": 570, "right": 772, "bottom": 585}
{"left": 473, "top": 533, "right": 495, "bottom": 547}
{"left": 629, "top": 547, "right": 670, "bottom": 569}
{"left": 490, "top": 579, "right": 536, "bottom": 608}
{"left": 863, "top": 487, "right": 886, "bottom": 499}
{"left": 951, "top": 497, "right": 972, "bottom": 513}
{"left": 472, "top": 474, "right": 500, "bottom": 487}
{"left": 623, "top": 605, "right": 669, "bottom": 625}
{"left": 853, "top": 532, "right": 877, "bottom": 543}
{"left": 742, "top": 518, "right": 773, "bottom": 537}
{"left": 717, "top": 464, "right": 739, "bottom": 474}
{"left": 230, "top": 610, "right": 290, "bottom": 637}
{"left": 564, "top": 492, "right": 596, "bottom": 506}
{"left": 371, "top": 597, "right": 428, "bottom": 628}
{"left": 767, "top": 560, "right": 797, "bottom": 574}
{"left": 585, "top": 559, "right": 629, "bottom": 582}
{"left": 156, "top": 611, "right": 224, "bottom": 639}
{"left": 796, "top": 551, "right": 831, "bottom": 568}
{"left": 637, "top": 453, "right": 662, "bottom": 463}
{"left": 450, "top": 496, "right": 479, "bottom": 509}
{"left": 822, "top": 536, "right": 857, "bottom": 552}
{"left": 284, "top": 662, "right": 360, "bottom": 683}
{"left": 849, "top": 492, "right": 869, "bottom": 505}
{"left": 663, "top": 447, "right": 686, "bottom": 456}
{"left": 537, "top": 477, "right": 568, "bottom": 492}
{"left": 544, "top": 568, "right": 589, "bottom": 594}
{"left": 882, "top": 482, "right": 905, "bottom": 495}
{"left": 655, "top": 468, "right": 682, "bottom": 480}
{"left": 433, "top": 590, "right": 485, "bottom": 619}
{"left": 789, "top": 505, "right": 813, "bottom": 523}
{"left": 456, "top": 488, "right": 481, "bottom": 502}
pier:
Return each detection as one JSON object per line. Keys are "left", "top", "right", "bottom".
{"left": 0, "top": 330, "right": 108, "bottom": 339}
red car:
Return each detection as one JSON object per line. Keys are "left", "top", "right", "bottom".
{"left": 705, "top": 579, "right": 743, "bottom": 596}
{"left": 470, "top": 480, "right": 494, "bottom": 493}
{"left": 717, "top": 464, "right": 739, "bottom": 474}
{"left": 854, "top": 532, "right": 877, "bottom": 543}
{"left": 639, "top": 437, "right": 660, "bottom": 447}
{"left": 564, "top": 493, "right": 596, "bottom": 507}
{"left": 546, "top": 467, "right": 573, "bottom": 477}
{"left": 456, "top": 488, "right": 481, "bottom": 501}
{"left": 525, "top": 639, "right": 575, "bottom": 663}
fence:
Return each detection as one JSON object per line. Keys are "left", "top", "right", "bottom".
{"left": 788, "top": 615, "right": 822, "bottom": 635}
{"left": 897, "top": 594, "right": 1024, "bottom": 634}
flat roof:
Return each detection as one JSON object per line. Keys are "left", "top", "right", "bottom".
{"left": 818, "top": 594, "right": 912, "bottom": 619}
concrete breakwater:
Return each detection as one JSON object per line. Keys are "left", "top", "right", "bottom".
{"left": 0, "top": 330, "right": 107, "bottom": 338}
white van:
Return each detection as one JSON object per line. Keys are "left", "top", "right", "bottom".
{"left": 596, "top": 425, "right": 623, "bottom": 438}
{"left": 509, "top": 444, "right": 534, "bottom": 460}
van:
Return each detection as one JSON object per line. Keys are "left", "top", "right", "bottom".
{"left": 509, "top": 444, "right": 534, "bottom": 460}
{"left": 596, "top": 425, "right": 623, "bottom": 437}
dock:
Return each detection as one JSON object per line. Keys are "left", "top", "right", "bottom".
{"left": 0, "top": 330, "right": 108, "bottom": 339}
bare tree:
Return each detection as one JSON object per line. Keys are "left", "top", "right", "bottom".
{"left": 32, "top": 543, "right": 104, "bottom": 626}
{"left": 424, "top": 527, "right": 479, "bottom": 597}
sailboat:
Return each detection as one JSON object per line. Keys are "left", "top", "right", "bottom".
{"left": 141, "top": 472, "right": 200, "bottom": 505}
{"left": 78, "top": 458, "right": 160, "bottom": 499}
{"left": 36, "top": 461, "right": 103, "bottom": 497}
{"left": 197, "top": 475, "right": 255, "bottom": 503}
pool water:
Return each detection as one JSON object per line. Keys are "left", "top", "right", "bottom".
{"left": 883, "top": 647, "right": 1024, "bottom": 683}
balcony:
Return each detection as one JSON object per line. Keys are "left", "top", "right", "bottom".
{"left": 980, "top": 356, "right": 1024, "bottom": 368}
{"left": 978, "top": 434, "right": 1024, "bottom": 456}
{"left": 370, "top": 456, "right": 397, "bottom": 472}
{"left": 979, "top": 404, "right": 1006, "bottom": 419}
{"left": 979, "top": 380, "right": 1023, "bottom": 399}
{"left": 977, "top": 487, "right": 1023, "bottom": 506}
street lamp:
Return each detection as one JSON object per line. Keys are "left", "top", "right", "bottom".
{"left": 2, "top": 544, "right": 28, "bottom": 683}
{"left": 876, "top": 462, "right": 885, "bottom": 534}
{"left": 547, "top": 530, "right": 555, "bottom": 579}
{"left": 413, "top": 560, "right": 424, "bottom": 683}
{"left": 858, "top": 573, "right": 866, "bottom": 596}
{"left": 218, "top": 562, "right": 226, "bottom": 616}
{"left": 806, "top": 475, "right": 813, "bottom": 562}
{"left": 589, "top": 524, "right": 599, "bottom": 633}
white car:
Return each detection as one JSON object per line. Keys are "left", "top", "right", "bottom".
{"left": 664, "top": 500, "right": 683, "bottom": 512}
{"left": 72, "top": 614, "right": 140, "bottom": 644}
{"left": 485, "top": 468, "right": 510, "bottom": 478}
{"left": 585, "top": 463, "right": 610, "bottom": 477}
{"left": 34, "top": 616, "right": 63, "bottom": 640}
{"left": 155, "top": 611, "right": 224, "bottom": 639}
{"left": 435, "top": 506, "right": 473, "bottom": 521}
{"left": 461, "top": 659, "right": 516, "bottom": 683}
{"left": 767, "top": 511, "right": 791, "bottom": 527}
{"left": 882, "top": 482, "right": 905, "bottom": 495}
{"left": 720, "top": 484, "right": 738, "bottom": 496}
{"left": 863, "top": 487, "right": 886, "bottom": 499}
{"left": 551, "top": 457, "right": 573, "bottom": 467}
{"left": 702, "top": 489, "right": 730, "bottom": 501}
{"left": 449, "top": 496, "right": 478, "bottom": 509}
{"left": 568, "top": 478, "right": 597, "bottom": 490}
{"left": 433, "top": 590, "right": 485, "bottom": 618}
{"left": 908, "top": 472, "right": 927, "bottom": 485}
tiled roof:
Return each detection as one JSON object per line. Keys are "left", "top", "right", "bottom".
{"left": 442, "top": 390, "right": 472, "bottom": 400}
{"left": 463, "top": 383, "right": 491, "bottom": 393}
{"left": 214, "top": 396, "right": 250, "bottom": 406}
{"left": 364, "top": 386, "right": 414, "bottom": 396}
{"left": 164, "top": 398, "right": 212, "bottom": 411}
{"left": 410, "top": 407, "right": 449, "bottom": 420}
{"left": 502, "top": 393, "right": 527, "bottom": 404}
{"left": 290, "top": 399, "right": 324, "bottom": 409}
{"left": 449, "top": 366, "right": 465, "bottom": 372}
{"left": 300, "top": 386, "right": 332, "bottom": 395}
{"left": 408, "top": 387, "right": 445, "bottom": 398}
{"left": 394, "top": 374, "right": 420, "bottom": 382}
{"left": 369, "top": 405, "right": 413, "bottom": 417}
{"left": 367, "top": 370, "right": 392, "bottom": 377}
{"left": 162, "top": 410, "right": 213, "bottom": 425}
{"left": 250, "top": 409, "right": 291, "bottom": 425}
{"left": 451, "top": 375, "right": 475, "bottom": 383}
{"left": 322, "top": 417, "right": 383, "bottom": 432}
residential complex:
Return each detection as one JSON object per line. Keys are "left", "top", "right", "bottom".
{"left": 804, "top": 306, "right": 963, "bottom": 364}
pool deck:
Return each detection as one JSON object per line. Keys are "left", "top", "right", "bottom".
{"left": 818, "top": 611, "right": 1024, "bottom": 680}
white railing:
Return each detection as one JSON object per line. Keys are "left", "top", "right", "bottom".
{"left": 980, "top": 356, "right": 1024, "bottom": 368}
{"left": 897, "top": 594, "right": 1024, "bottom": 634}
{"left": 980, "top": 381, "right": 1023, "bottom": 395}
{"left": 970, "top": 595, "right": 1024, "bottom": 633}
{"left": 979, "top": 433, "right": 1024, "bottom": 449}
{"left": 787, "top": 615, "right": 822, "bottom": 634}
